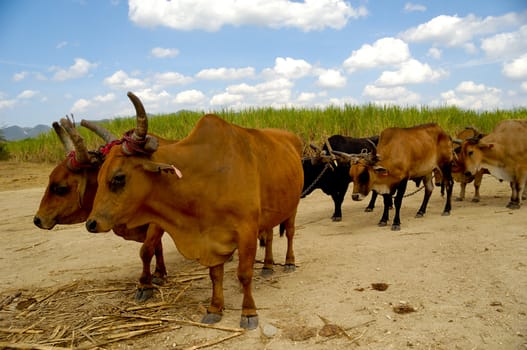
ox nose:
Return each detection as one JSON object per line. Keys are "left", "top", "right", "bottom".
{"left": 33, "top": 216, "right": 42, "bottom": 228}
{"left": 86, "top": 219, "right": 98, "bottom": 233}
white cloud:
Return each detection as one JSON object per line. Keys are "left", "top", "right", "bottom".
{"left": 210, "top": 92, "right": 245, "bottom": 106}
{"left": 440, "top": 81, "right": 502, "bottom": 109}
{"left": 56, "top": 41, "right": 68, "bottom": 49}
{"left": 72, "top": 98, "right": 91, "bottom": 113}
{"left": 174, "top": 89, "right": 206, "bottom": 104}
{"left": 151, "top": 47, "right": 179, "bottom": 58}
{"left": 456, "top": 81, "right": 486, "bottom": 94}
{"left": 272, "top": 57, "right": 312, "bottom": 79}
{"left": 404, "top": 3, "right": 426, "bottom": 13}
{"left": 52, "top": 58, "right": 98, "bottom": 81}
{"left": 17, "top": 90, "right": 39, "bottom": 99}
{"left": 376, "top": 59, "right": 447, "bottom": 86}
{"left": 154, "top": 72, "right": 194, "bottom": 86}
{"left": 297, "top": 92, "right": 317, "bottom": 103}
{"left": 316, "top": 69, "right": 346, "bottom": 88}
{"left": 128, "top": 0, "right": 367, "bottom": 32}
{"left": 13, "top": 71, "right": 27, "bottom": 82}
{"left": 427, "top": 47, "right": 441, "bottom": 59}
{"left": 481, "top": 25, "right": 527, "bottom": 59}
{"left": 104, "top": 70, "right": 146, "bottom": 90}
{"left": 400, "top": 12, "right": 524, "bottom": 48}
{"left": 0, "top": 98, "right": 16, "bottom": 110}
{"left": 196, "top": 67, "right": 255, "bottom": 80}
{"left": 212, "top": 78, "right": 293, "bottom": 107}
{"left": 93, "top": 93, "right": 116, "bottom": 103}
{"left": 363, "top": 85, "right": 420, "bottom": 105}
{"left": 502, "top": 54, "right": 527, "bottom": 80}
{"left": 521, "top": 82, "right": 527, "bottom": 93}
{"left": 343, "top": 37, "right": 411, "bottom": 73}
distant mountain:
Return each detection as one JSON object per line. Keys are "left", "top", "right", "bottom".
{"left": 1, "top": 125, "right": 51, "bottom": 141}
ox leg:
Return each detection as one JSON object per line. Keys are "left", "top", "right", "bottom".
{"left": 260, "top": 228, "right": 274, "bottom": 277}
{"left": 237, "top": 234, "right": 258, "bottom": 330}
{"left": 365, "top": 191, "right": 377, "bottom": 212}
{"left": 135, "top": 225, "right": 165, "bottom": 302}
{"left": 472, "top": 172, "right": 483, "bottom": 202}
{"left": 330, "top": 191, "right": 345, "bottom": 221}
{"left": 391, "top": 180, "right": 408, "bottom": 231}
{"left": 202, "top": 264, "right": 225, "bottom": 325}
{"left": 456, "top": 181, "right": 467, "bottom": 201}
{"left": 378, "top": 193, "right": 392, "bottom": 227}
{"left": 507, "top": 181, "right": 521, "bottom": 209}
{"left": 283, "top": 215, "right": 296, "bottom": 272}
{"left": 441, "top": 167, "right": 454, "bottom": 216}
{"left": 416, "top": 175, "right": 434, "bottom": 218}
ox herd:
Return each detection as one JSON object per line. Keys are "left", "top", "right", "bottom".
{"left": 33, "top": 92, "right": 527, "bottom": 330}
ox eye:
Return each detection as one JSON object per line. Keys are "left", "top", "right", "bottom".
{"left": 109, "top": 174, "right": 126, "bottom": 192}
{"left": 468, "top": 150, "right": 474, "bottom": 157}
{"left": 51, "top": 183, "right": 70, "bottom": 196}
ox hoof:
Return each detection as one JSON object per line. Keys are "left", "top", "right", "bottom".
{"left": 378, "top": 221, "right": 388, "bottom": 227}
{"left": 364, "top": 207, "right": 374, "bottom": 212}
{"left": 261, "top": 267, "right": 274, "bottom": 278}
{"left": 284, "top": 263, "right": 296, "bottom": 273}
{"left": 331, "top": 216, "right": 342, "bottom": 222}
{"left": 201, "top": 312, "right": 222, "bottom": 324}
{"left": 455, "top": 197, "right": 464, "bottom": 202}
{"left": 391, "top": 224, "right": 401, "bottom": 231}
{"left": 152, "top": 275, "right": 166, "bottom": 286}
{"left": 441, "top": 211, "right": 451, "bottom": 217}
{"left": 240, "top": 315, "right": 259, "bottom": 330}
{"left": 471, "top": 198, "right": 480, "bottom": 203}
{"left": 415, "top": 212, "right": 425, "bottom": 218}
{"left": 135, "top": 287, "right": 155, "bottom": 302}
{"left": 506, "top": 202, "right": 520, "bottom": 209}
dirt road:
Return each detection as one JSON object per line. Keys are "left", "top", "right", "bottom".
{"left": 0, "top": 161, "right": 526, "bottom": 349}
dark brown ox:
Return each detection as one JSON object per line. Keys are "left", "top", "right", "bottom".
{"left": 33, "top": 118, "right": 169, "bottom": 301}
{"left": 461, "top": 119, "right": 527, "bottom": 209}
{"left": 337, "top": 123, "right": 453, "bottom": 231}
{"left": 451, "top": 127, "right": 489, "bottom": 202}
{"left": 85, "top": 92, "right": 304, "bottom": 329}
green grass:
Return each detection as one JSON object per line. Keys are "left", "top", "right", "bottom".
{"left": 5, "top": 104, "right": 527, "bottom": 163}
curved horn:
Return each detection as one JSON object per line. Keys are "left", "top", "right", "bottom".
{"left": 81, "top": 119, "right": 117, "bottom": 143}
{"left": 127, "top": 91, "right": 147, "bottom": 141}
{"left": 52, "top": 121, "right": 74, "bottom": 153}
{"left": 60, "top": 116, "right": 91, "bottom": 164}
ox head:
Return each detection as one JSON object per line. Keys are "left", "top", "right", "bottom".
{"left": 331, "top": 149, "right": 384, "bottom": 200}
{"left": 85, "top": 92, "right": 182, "bottom": 233}
{"left": 451, "top": 127, "right": 481, "bottom": 178}
{"left": 33, "top": 116, "right": 114, "bottom": 229}
{"left": 460, "top": 133, "right": 491, "bottom": 177}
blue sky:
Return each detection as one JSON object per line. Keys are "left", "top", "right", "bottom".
{"left": 1, "top": 0, "right": 526, "bottom": 128}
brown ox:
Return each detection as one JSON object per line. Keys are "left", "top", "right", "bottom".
{"left": 337, "top": 123, "right": 453, "bottom": 231}
{"left": 461, "top": 119, "right": 527, "bottom": 209}
{"left": 451, "top": 127, "right": 489, "bottom": 202}
{"left": 33, "top": 118, "right": 169, "bottom": 301}
{"left": 85, "top": 92, "right": 303, "bottom": 329}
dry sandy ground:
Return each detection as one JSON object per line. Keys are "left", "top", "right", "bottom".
{"left": 0, "top": 161, "right": 526, "bottom": 349}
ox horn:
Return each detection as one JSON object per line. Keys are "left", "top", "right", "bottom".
{"left": 81, "top": 119, "right": 117, "bottom": 143}
{"left": 52, "top": 121, "right": 74, "bottom": 153}
{"left": 127, "top": 91, "right": 148, "bottom": 141}
{"left": 60, "top": 115, "right": 91, "bottom": 165}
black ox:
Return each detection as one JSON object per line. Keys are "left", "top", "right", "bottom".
{"left": 302, "top": 134, "right": 381, "bottom": 221}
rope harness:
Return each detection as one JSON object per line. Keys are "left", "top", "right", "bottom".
{"left": 301, "top": 162, "right": 332, "bottom": 197}
{"left": 403, "top": 185, "right": 425, "bottom": 198}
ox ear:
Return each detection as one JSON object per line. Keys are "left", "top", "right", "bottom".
{"left": 142, "top": 161, "right": 183, "bottom": 178}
